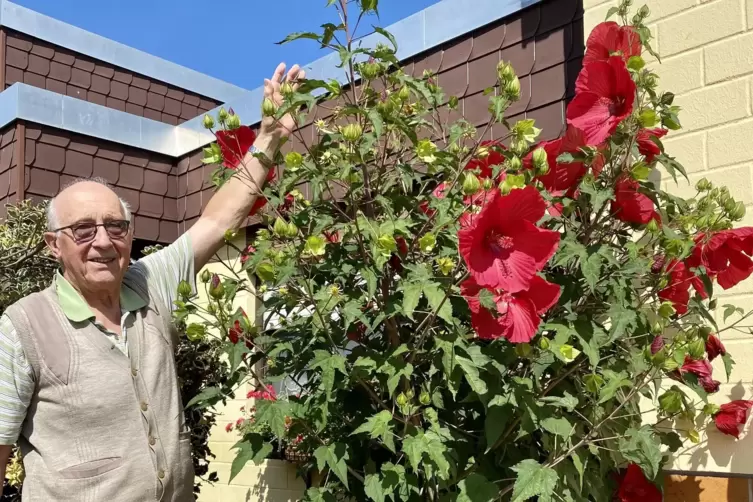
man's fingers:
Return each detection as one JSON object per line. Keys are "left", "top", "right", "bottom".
{"left": 263, "top": 79, "right": 273, "bottom": 98}
{"left": 272, "top": 62, "right": 286, "bottom": 83}
{"left": 292, "top": 69, "right": 306, "bottom": 91}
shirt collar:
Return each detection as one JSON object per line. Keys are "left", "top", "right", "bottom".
{"left": 55, "top": 271, "right": 147, "bottom": 322}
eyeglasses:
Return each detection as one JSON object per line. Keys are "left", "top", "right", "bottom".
{"left": 53, "top": 220, "right": 131, "bottom": 243}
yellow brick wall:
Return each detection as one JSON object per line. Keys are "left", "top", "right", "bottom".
{"left": 191, "top": 233, "right": 305, "bottom": 501}
{"left": 585, "top": 0, "right": 753, "bottom": 477}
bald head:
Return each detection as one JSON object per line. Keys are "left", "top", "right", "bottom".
{"left": 47, "top": 178, "right": 131, "bottom": 231}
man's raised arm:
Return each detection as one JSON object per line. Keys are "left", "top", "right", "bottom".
{"left": 188, "top": 62, "right": 304, "bottom": 270}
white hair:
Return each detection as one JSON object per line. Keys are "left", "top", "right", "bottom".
{"left": 46, "top": 177, "right": 132, "bottom": 232}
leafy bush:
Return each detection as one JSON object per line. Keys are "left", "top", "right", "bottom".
{"left": 184, "top": 1, "right": 753, "bottom": 500}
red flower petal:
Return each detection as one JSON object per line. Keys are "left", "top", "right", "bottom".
{"left": 216, "top": 126, "right": 257, "bottom": 169}
{"left": 526, "top": 125, "right": 588, "bottom": 193}
{"left": 611, "top": 176, "right": 660, "bottom": 225}
{"left": 616, "top": 463, "right": 661, "bottom": 502}
{"left": 464, "top": 141, "right": 506, "bottom": 179}
{"left": 715, "top": 400, "right": 753, "bottom": 438}
{"left": 458, "top": 187, "right": 560, "bottom": 292}
{"left": 657, "top": 260, "right": 693, "bottom": 315}
{"left": 706, "top": 335, "right": 726, "bottom": 361}
{"left": 567, "top": 57, "right": 636, "bottom": 145}
{"left": 636, "top": 128, "right": 668, "bottom": 163}
{"left": 584, "top": 22, "right": 642, "bottom": 66}
{"left": 681, "top": 356, "right": 713, "bottom": 379}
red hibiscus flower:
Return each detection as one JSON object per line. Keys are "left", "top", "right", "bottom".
{"left": 461, "top": 275, "right": 561, "bottom": 343}
{"left": 566, "top": 56, "right": 636, "bottom": 145}
{"left": 419, "top": 182, "right": 449, "bottom": 218}
{"left": 591, "top": 149, "right": 607, "bottom": 178}
{"left": 650, "top": 336, "right": 664, "bottom": 354}
{"left": 616, "top": 463, "right": 661, "bottom": 502}
{"left": 611, "top": 176, "right": 660, "bottom": 225}
{"left": 459, "top": 189, "right": 496, "bottom": 228}
{"left": 247, "top": 384, "right": 277, "bottom": 401}
{"left": 681, "top": 356, "right": 720, "bottom": 393}
{"left": 636, "top": 128, "right": 668, "bottom": 163}
{"left": 465, "top": 140, "right": 506, "bottom": 179}
{"left": 688, "top": 228, "right": 753, "bottom": 290}
{"left": 240, "top": 245, "right": 256, "bottom": 265}
{"left": 657, "top": 260, "right": 693, "bottom": 315}
{"left": 584, "top": 22, "right": 641, "bottom": 66}
{"left": 216, "top": 125, "right": 256, "bottom": 168}
{"left": 706, "top": 335, "right": 726, "bottom": 361}
{"left": 228, "top": 309, "right": 251, "bottom": 346}
{"left": 715, "top": 400, "right": 753, "bottom": 438}
{"left": 323, "top": 229, "right": 341, "bottom": 243}
{"left": 458, "top": 187, "right": 560, "bottom": 292}
{"left": 389, "top": 236, "right": 410, "bottom": 272}
{"left": 526, "top": 125, "right": 588, "bottom": 194}
{"left": 225, "top": 423, "right": 233, "bottom": 433}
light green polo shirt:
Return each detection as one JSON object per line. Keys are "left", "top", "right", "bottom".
{"left": 0, "top": 233, "right": 195, "bottom": 444}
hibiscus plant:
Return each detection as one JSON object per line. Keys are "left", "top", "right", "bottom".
{"left": 179, "top": 0, "right": 753, "bottom": 500}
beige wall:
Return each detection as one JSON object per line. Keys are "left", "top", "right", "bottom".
{"left": 585, "top": 0, "right": 753, "bottom": 477}
{"left": 192, "top": 233, "right": 305, "bottom": 501}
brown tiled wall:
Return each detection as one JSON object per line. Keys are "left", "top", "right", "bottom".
{"left": 0, "top": 124, "right": 18, "bottom": 220}
{"left": 3, "top": 29, "right": 222, "bottom": 125}
{"left": 22, "top": 123, "right": 179, "bottom": 242}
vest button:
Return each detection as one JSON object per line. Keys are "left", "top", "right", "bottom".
{"left": 140, "top": 401, "right": 148, "bottom": 412}
{"left": 131, "top": 368, "right": 138, "bottom": 377}
{"left": 149, "top": 436, "right": 156, "bottom": 446}
{"left": 157, "top": 469, "right": 165, "bottom": 479}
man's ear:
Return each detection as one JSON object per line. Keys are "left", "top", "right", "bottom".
{"left": 43, "top": 232, "right": 62, "bottom": 260}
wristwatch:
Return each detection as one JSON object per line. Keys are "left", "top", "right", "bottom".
{"left": 249, "top": 144, "right": 275, "bottom": 169}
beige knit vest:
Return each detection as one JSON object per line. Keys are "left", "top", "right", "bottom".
{"left": 3, "top": 271, "right": 194, "bottom": 502}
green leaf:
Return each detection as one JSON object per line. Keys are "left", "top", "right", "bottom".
{"left": 607, "top": 303, "right": 636, "bottom": 342}
{"left": 423, "top": 282, "right": 453, "bottom": 324}
{"left": 185, "top": 386, "right": 222, "bottom": 409}
{"left": 276, "top": 31, "right": 321, "bottom": 45}
{"left": 485, "top": 404, "right": 512, "bottom": 447}
{"left": 351, "top": 410, "right": 395, "bottom": 452}
{"left": 619, "top": 427, "right": 662, "bottom": 480}
{"left": 364, "top": 474, "right": 386, "bottom": 502}
{"left": 657, "top": 154, "right": 689, "bottom": 183}
{"left": 314, "top": 443, "right": 350, "bottom": 489}
{"left": 558, "top": 344, "right": 581, "bottom": 363}
{"left": 511, "top": 459, "right": 558, "bottom": 502}
{"left": 378, "top": 359, "right": 413, "bottom": 396}
{"left": 228, "top": 342, "right": 250, "bottom": 374}
{"left": 229, "top": 435, "right": 273, "bottom": 482}
{"left": 458, "top": 473, "right": 498, "bottom": 502}
{"left": 540, "top": 392, "right": 578, "bottom": 412}
{"left": 571, "top": 449, "right": 585, "bottom": 492}
{"left": 310, "top": 350, "right": 348, "bottom": 400}
{"left": 478, "top": 288, "right": 496, "bottom": 310}
{"left": 722, "top": 352, "right": 735, "bottom": 381}
{"left": 254, "top": 399, "right": 291, "bottom": 438}
{"left": 369, "top": 109, "right": 384, "bottom": 138}
{"left": 541, "top": 416, "right": 573, "bottom": 441}
{"left": 373, "top": 26, "right": 398, "bottom": 53}
{"left": 605, "top": 6, "right": 619, "bottom": 19}
{"left": 581, "top": 253, "right": 602, "bottom": 291}
{"left": 402, "top": 430, "right": 450, "bottom": 480}
{"left": 553, "top": 238, "right": 586, "bottom": 267}
{"left": 580, "top": 183, "right": 614, "bottom": 212}
{"left": 598, "top": 370, "right": 632, "bottom": 404}
{"left": 362, "top": 267, "right": 378, "bottom": 300}
{"left": 456, "top": 355, "right": 488, "bottom": 395}
{"left": 401, "top": 281, "right": 423, "bottom": 319}
{"left": 723, "top": 304, "right": 740, "bottom": 322}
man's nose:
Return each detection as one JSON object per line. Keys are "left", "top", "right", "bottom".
{"left": 91, "top": 225, "right": 115, "bottom": 248}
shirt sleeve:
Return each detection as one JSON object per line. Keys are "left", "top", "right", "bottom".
{"left": 0, "top": 314, "right": 34, "bottom": 445}
{"left": 130, "top": 232, "right": 196, "bottom": 312}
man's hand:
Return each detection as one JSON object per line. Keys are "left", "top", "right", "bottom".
{"left": 189, "top": 62, "right": 305, "bottom": 270}
{"left": 254, "top": 63, "right": 306, "bottom": 157}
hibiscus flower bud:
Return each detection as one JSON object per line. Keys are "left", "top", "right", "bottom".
{"left": 396, "top": 392, "right": 408, "bottom": 406}
{"left": 448, "top": 96, "right": 459, "bottom": 109}
{"left": 504, "top": 76, "right": 521, "bottom": 100}
{"left": 496, "top": 61, "right": 516, "bottom": 84}
{"left": 482, "top": 178, "right": 493, "bottom": 190}
{"left": 419, "top": 391, "right": 431, "bottom": 406}
{"left": 732, "top": 201, "right": 746, "bottom": 221}
{"left": 658, "top": 302, "right": 675, "bottom": 318}
{"left": 218, "top": 107, "right": 229, "bottom": 122}
{"left": 209, "top": 274, "right": 224, "bottom": 299}
{"left": 688, "top": 337, "right": 706, "bottom": 359}
{"left": 532, "top": 147, "right": 548, "bottom": 174}
{"left": 638, "top": 4, "right": 650, "bottom": 18}
{"left": 651, "top": 348, "right": 667, "bottom": 366}
{"left": 280, "top": 81, "right": 294, "bottom": 97}
{"left": 361, "top": 62, "right": 380, "bottom": 80}
{"left": 177, "top": 280, "right": 193, "bottom": 300}
{"left": 341, "top": 123, "right": 363, "bottom": 142}
{"left": 419, "top": 233, "right": 436, "bottom": 253}
{"left": 436, "top": 257, "right": 455, "bottom": 275}
{"left": 200, "top": 269, "right": 212, "bottom": 284}
{"left": 650, "top": 335, "right": 665, "bottom": 354}
{"left": 186, "top": 323, "right": 206, "bottom": 342}
{"left": 706, "top": 334, "right": 726, "bottom": 361}
{"left": 663, "top": 358, "right": 679, "bottom": 372}
{"left": 398, "top": 86, "right": 410, "bottom": 101}
{"left": 709, "top": 299, "right": 717, "bottom": 309}
{"left": 584, "top": 374, "right": 603, "bottom": 394}
{"left": 724, "top": 197, "right": 737, "bottom": 213}
{"left": 515, "top": 343, "right": 533, "bottom": 359}
{"left": 538, "top": 337, "right": 550, "bottom": 350}
{"left": 285, "top": 151, "right": 304, "bottom": 170}
{"left": 646, "top": 218, "right": 660, "bottom": 233}
{"left": 508, "top": 155, "right": 523, "bottom": 172}
{"left": 695, "top": 177, "right": 712, "bottom": 191}
{"left": 686, "top": 429, "right": 701, "bottom": 444}
{"left": 202, "top": 114, "right": 215, "bottom": 129}
{"left": 226, "top": 114, "right": 241, "bottom": 130}
{"left": 360, "top": 0, "right": 378, "bottom": 13}
{"left": 262, "top": 97, "right": 277, "bottom": 117}
{"left": 462, "top": 172, "right": 481, "bottom": 195}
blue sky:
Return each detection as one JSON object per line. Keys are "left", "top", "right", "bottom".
{"left": 13, "top": 0, "right": 440, "bottom": 91}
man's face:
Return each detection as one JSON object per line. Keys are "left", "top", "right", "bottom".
{"left": 44, "top": 182, "right": 133, "bottom": 293}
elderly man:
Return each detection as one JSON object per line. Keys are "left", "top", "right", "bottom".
{"left": 0, "top": 62, "right": 303, "bottom": 501}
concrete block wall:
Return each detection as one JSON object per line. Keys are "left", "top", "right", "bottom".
{"left": 192, "top": 234, "right": 305, "bottom": 502}
{"left": 584, "top": 0, "right": 753, "bottom": 490}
